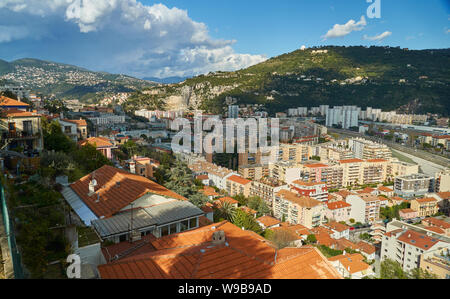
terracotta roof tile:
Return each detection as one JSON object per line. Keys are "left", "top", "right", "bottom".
{"left": 277, "top": 190, "right": 322, "bottom": 208}
{"left": 257, "top": 216, "right": 281, "bottom": 228}
{"left": 324, "top": 222, "right": 350, "bottom": 233}
{"left": 227, "top": 175, "right": 252, "bottom": 185}
{"left": 70, "top": 165, "right": 187, "bottom": 218}
{"left": 397, "top": 230, "right": 439, "bottom": 250}
{"left": 79, "top": 137, "right": 114, "bottom": 148}
{"left": 98, "top": 222, "right": 342, "bottom": 279}
{"left": 0, "top": 96, "right": 29, "bottom": 107}
{"left": 327, "top": 201, "right": 351, "bottom": 210}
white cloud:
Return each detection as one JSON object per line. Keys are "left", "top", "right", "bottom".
{"left": 0, "top": 26, "right": 29, "bottom": 43}
{"left": 323, "top": 16, "right": 367, "bottom": 39}
{"left": 363, "top": 31, "right": 392, "bottom": 41}
{"left": 0, "top": 0, "right": 267, "bottom": 77}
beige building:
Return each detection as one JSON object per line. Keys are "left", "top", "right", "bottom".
{"left": 389, "top": 161, "right": 419, "bottom": 177}
{"left": 420, "top": 247, "right": 450, "bottom": 279}
{"left": 279, "top": 143, "right": 312, "bottom": 164}
{"left": 250, "top": 178, "right": 288, "bottom": 208}
{"left": 226, "top": 175, "right": 252, "bottom": 197}
{"left": 435, "top": 170, "right": 450, "bottom": 193}
{"left": 0, "top": 109, "right": 43, "bottom": 152}
{"left": 411, "top": 198, "right": 439, "bottom": 218}
{"left": 273, "top": 190, "right": 324, "bottom": 229}
{"left": 269, "top": 161, "right": 302, "bottom": 184}
{"left": 346, "top": 194, "right": 381, "bottom": 224}
{"left": 238, "top": 164, "right": 269, "bottom": 181}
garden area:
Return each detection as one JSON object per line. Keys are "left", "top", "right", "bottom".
{"left": 6, "top": 180, "right": 70, "bottom": 278}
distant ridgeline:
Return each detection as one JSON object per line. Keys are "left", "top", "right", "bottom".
{"left": 128, "top": 46, "right": 450, "bottom": 116}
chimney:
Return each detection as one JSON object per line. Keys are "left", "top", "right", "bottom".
{"left": 88, "top": 179, "right": 97, "bottom": 196}
{"left": 212, "top": 230, "right": 226, "bottom": 245}
{"left": 95, "top": 193, "right": 100, "bottom": 203}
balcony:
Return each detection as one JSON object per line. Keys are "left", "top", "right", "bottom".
{"left": 3, "top": 131, "right": 40, "bottom": 140}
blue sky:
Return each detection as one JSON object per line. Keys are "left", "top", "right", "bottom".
{"left": 0, "top": 0, "right": 449, "bottom": 78}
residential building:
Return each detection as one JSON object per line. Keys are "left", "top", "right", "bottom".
{"left": 269, "top": 161, "right": 302, "bottom": 184}
{"left": 189, "top": 160, "right": 235, "bottom": 191}
{"left": 349, "top": 138, "right": 392, "bottom": 160}
{"left": 0, "top": 107, "right": 43, "bottom": 153}
{"left": 97, "top": 221, "right": 342, "bottom": 279}
{"left": 419, "top": 247, "right": 450, "bottom": 279}
{"left": 328, "top": 253, "right": 374, "bottom": 279}
{"left": 422, "top": 217, "right": 450, "bottom": 237}
{"left": 78, "top": 137, "right": 118, "bottom": 160}
{"left": 357, "top": 241, "right": 377, "bottom": 261}
{"left": 226, "top": 175, "right": 252, "bottom": 197}
{"left": 381, "top": 220, "right": 450, "bottom": 272}
{"left": 394, "top": 174, "right": 433, "bottom": 198}
{"left": 435, "top": 170, "right": 450, "bottom": 193}
{"left": 238, "top": 164, "right": 269, "bottom": 181}
{"left": 57, "top": 118, "right": 78, "bottom": 142}
{"left": 61, "top": 165, "right": 189, "bottom": 227}
{"left": 410, "top": 197, "right": 439, "bottom": 218}
{"left": 346, "top": 194, "right": 381, "bottom": 224}
{"left": 323, "top": 222, "right": 351, "bottom": 240}
{"left": 290, "top": 180, "right": 328, "bottom": 202}
{"left": 389, "top": 161, "right": 419, "bottom": 177}
{"left": 127, "top": 156, "right": 159, "bottom": 179}
{"left": 378, "top": 186, "right": 394, "bottom": 197}
{"left": 256, "top": 216, "right": 282, "bottom": 230}
{"left": 274, "top": 190, "right": 324, "bottom": 229}
{"left": 250, "top": 178, "right": 288, "bottom": 209}
{"left": 399, "top": 209, "right": 419, "bottom": 221}
{"left": 325, "top": 201, "right": 352, "bottom": 223}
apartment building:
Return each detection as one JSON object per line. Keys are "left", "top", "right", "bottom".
{"left": 339, "top": 159, "right": 389, "bottom": 187}
{"left": 434, "top": 170, "right": 450, "bottom": 193}
{"left": 250, "top": 178, "right": 288, "bottom": 209}
{"left": 290, "top": 180, "right": 328, "bottom": 202}
{"left": 410, "top": 197, "right": 439, "bottom": 218}
{"left": 319, "top": 146, "right": 354, "bottom": 162}
{"left": 328, "top": 253, "right": 374, "bottom": 279}
{"left": 325, "top": 201, "right": 352, "bottom": 223}
{"left": 349, "top": 138, "right": 392, "bottom": 160}
{"left": 419, "top": 247, "right": 450, "bottom": 279}
{"left": 269, "top": 161, "right": 302, "bottom": 184}
{"left": 278, "top": 143, "right": 312, "bottom": 163}
{"left": 381, "top": 220, "right": 450, "bottom": 272}
{"left": 299, "top": 163, "right": 344, "bottom": 189}
{"left": 346, "top": 194, "right": 381, "bottom": 224}
{"left": 394, "top": 174, "right": 433, "bottom": 198}
{"left": 57, "top": 119, "right": 78, "bottom": 142}
{"left": 238, "top": 164, "right": 269, "bottom": 181}
{"left": 273, "top": 190, "right": 324, "bottom": 229}
{"left": 127, "top": 156, "right": 159, "bottom": 179}
{"left": 389, "top": 161, "right": 420, "bottom": 177}
{"left": 226, "top": 175, "right": 252, "bottom": 197}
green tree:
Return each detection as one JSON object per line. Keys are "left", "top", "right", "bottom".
{"left": 306, "top": 234, "right": 317, "bottom": 244}
{"left": 267, "top": 229, "right": 298, "bottom": 249}
{"left": 188, "top": 193, "right": 209, "bottom": 209}
{"left": 216, "top": 201, "right": 237, "bottom": 222}
{"left": 247, "top": 196, "right": 270, "bottom": 217}
{"left": 232, "top": 209, "right": 263, "bottom": 234}
{"left": 42, "top": 119, "right": 76, "bottom": 153}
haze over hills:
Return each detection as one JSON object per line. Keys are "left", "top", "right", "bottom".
{"left": 124, "top": 46, "right": 450, "bottom": 116}
{"left": 0, "top": 58, "right": 156, "bottom": 102}
{"left": 143, "top": 76, "right": 190, "bottom": 84}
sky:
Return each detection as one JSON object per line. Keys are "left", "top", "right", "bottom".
{"left": 0, "top": 0, "right": 449, "bottom": 79}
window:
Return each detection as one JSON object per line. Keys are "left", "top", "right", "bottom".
{"left": 180, "top": 220, "right": 188, "bottom": 232}
{"left": 189, "top": 218, "right": 197, "bottom": 229}
{"left": 119, "top": 234, "right": 127, "bottom": 242}
{"left": 161, "top": 225, "right": 169, "bottom": 237}
{"left": 170, "top": 223, "right": 177, "bottom": 234}
{"left": 23, "top": 121, "right": 33, "bottom": 134}
{"left": 64, "top": 126, "right": 72, "bottom": 134}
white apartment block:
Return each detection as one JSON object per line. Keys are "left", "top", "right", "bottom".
{"left": 381, "top": 220, "right": 450, "bottom": 272}
{"left": 89, "top": 114, "right": 126, "bottom": 125}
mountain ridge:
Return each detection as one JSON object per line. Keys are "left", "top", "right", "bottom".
{"left": 124, "top": 46, "right": 450, "bottom": 116}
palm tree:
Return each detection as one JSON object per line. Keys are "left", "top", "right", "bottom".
{"left": 218, "top": 201, "right": 236, "bottom": 222}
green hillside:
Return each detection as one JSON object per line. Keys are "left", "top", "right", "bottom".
{"left": 137, "top": 46, "right": 449, "bottom": 116}
{"left": 0, "top": 58, "right": 155, "bottom": 100}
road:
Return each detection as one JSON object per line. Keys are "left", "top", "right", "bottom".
{"left": 328, "top": 128, "right": 450, "bottom": 169}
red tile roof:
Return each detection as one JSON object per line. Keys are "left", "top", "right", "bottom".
{"left": 378, "top": 186, "right": 393, "bottom": 192}
{"left": 437, "top": 192, "right": 450, "bottom": 200}
{"left": 424, "top": 226, "right": 445, "bottom": 234}
{"left": 257, "top": 216, "right": 281, "bottom": 228}
{"left": 356, "top": 241, "right": 376, "bottom": 255}
{"left": 227, "top": 175, "right": 252, "bottom": 185}
{"left": 327, "top": 201, "right": 351, "bottom": 210}
{"left": 0, "top": 96, "right": 29, "bottom": 107}
{"left": 1, "top": 108, "right": 39, "bottom": 118}
{"left": 339, "top": 159, "right": 364, "bottom": 164}
{"left": 324, "top": 222, "right": 350, "bottom": 233}
{"left": 63, "top": 118, "right": 87, "bottom": 126}
{"left": 277, "top": 190, "right": 322, "bottom": 208}
{"left": 70, "top": 165, "right": 187, "bottom": 218}
{"left": 328, "top": 253, "right": 370, "bottom": 274}
{"left": 397, "top": 230, "right": 439, "bottom": 250}
{"left": 98, "top": 222, "right": 342, "bottom": 279}
{"left": 79, "top": 137, "right": 114, "bottom": 148}
{"left": 216, "top": 197, "right": 239, "bottom": 206}
{"left": 422, "top": 217, "right": 450, "bottom": 230}
{"left": 415, "top": 197, "right": 438, "bottom": 203}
